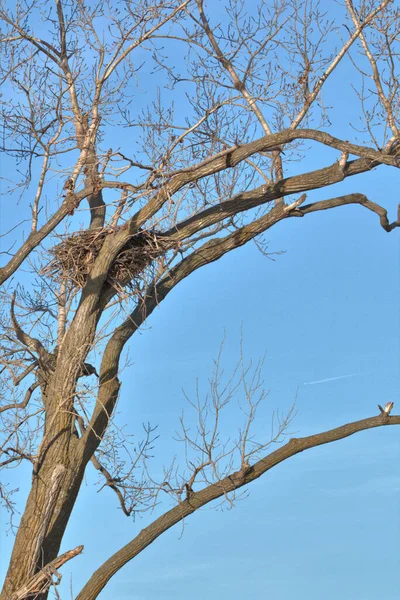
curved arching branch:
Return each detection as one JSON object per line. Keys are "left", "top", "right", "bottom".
{"left": 76, "top": 413, "right": 400, "bottom": 600}
{"left": 80, "top": 191, "right": 398, "bottom": 458}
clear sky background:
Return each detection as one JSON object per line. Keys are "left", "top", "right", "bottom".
{"left": 0, "top": 1, "right": 399, "bottom": 599}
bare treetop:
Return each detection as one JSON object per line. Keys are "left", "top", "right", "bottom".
{"left": 0, "top": 0, "right": 398, "bottom": 284}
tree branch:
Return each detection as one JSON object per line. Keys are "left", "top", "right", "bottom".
{"left": 0, "top": 186, "right": 91, "bottom": 286}
{"left": 298, "top": 195, "right": 400, "bottom": 232}
{"left": 100, "top": 1, "right": 191, "bottom": 85}
{"left": 81, "top": 191, "right": 396, "bottom": 455}
{"left": 121, "top": 131, "right": 397, "bottom": 241}
{"left": 290, "top": 0, "right": 393, "bottom": 128}
{"left": 0, "top": 127, "right": 395, "bottom": 288}
{"left": 164, "top": 159, "right": 380, "bottom": 242}
{"left": 11, "top": 545, "right": 83, "bottom": 600}
{"left": 346, "top": 0, "right": 398, "bottom": 136}
{"left": 0, "top": 381, "right": 39, "bottom": 415}
{"left": 76, "top": 414, "right": 132, "bottom": 516}
{"left": 10, "top": 293, "right": 48, "bottom": 361}
{"left": 76, "top": 413, "right": 400, "bottom": 600}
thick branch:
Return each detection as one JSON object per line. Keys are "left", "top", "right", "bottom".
{"left": 82, "top": 191, "right": 397, "bottom": 454}
{"left": 299, "top": 196, "right": 400, "bottom": 232}
{"left": 165, "top": 158, "right": 381, "bottom": 242}
{"left": 157, "top": 129, "right": 399, "bottom": 179}
{"left": 120, "top": 129, "right": 397, "bottom": 237}
{"left": 76, "top": 413, "right": 400, "bottom": 600}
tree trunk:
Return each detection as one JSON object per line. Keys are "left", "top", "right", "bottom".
{"left": 0, "top": 411, "right": 87, "bottom": 600}
{"left": 1, "top": 280, "right": 119, "bottom": 599}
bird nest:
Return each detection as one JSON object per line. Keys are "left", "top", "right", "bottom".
{"left": 43, "top": 227, "right": 173, "bottom": 290}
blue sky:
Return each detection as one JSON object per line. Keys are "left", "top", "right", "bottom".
{"left": 0, "top": 1, "right": 399, "bottom": 599}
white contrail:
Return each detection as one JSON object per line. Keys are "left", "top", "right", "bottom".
{"left": 304, "top": 373, "right": 358, "bottom": 386}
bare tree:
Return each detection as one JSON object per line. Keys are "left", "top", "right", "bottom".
{"left": 0, "top": 0, "right": 399, "bottom": 598}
